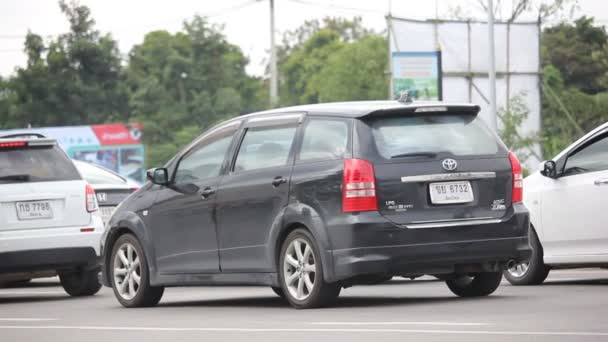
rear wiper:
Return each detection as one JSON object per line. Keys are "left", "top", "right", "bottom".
{"left": 0, "top": 174, "right": 31, "bottom": 181}
{"left": 390, "top": 152, "right": 437, "bottom": 159}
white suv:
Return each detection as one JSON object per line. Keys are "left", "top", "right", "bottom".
{"left": 504, "top": 122, "right": 608, "bottom": 285}
{"left": 0, "top": 134, "right": 104, "bottom": 296}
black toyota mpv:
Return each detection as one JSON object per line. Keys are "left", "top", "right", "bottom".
{"left": 101, "top": 101, "right": 531, "bottom": 309}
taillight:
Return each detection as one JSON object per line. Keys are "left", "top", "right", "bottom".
{"left": 342, "top": 159, "right": 378, "bottom": 212}
{"left": 0, "top": 141, "right": 27, "bottom": 148}
{"left": 86, "top": 184, "right": 98, "bottom": 212}
{"left": 509, "top": 152, "right": 523, "bottom": 203}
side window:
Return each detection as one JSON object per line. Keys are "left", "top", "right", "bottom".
{"left": 563, "top": 134, "right": 608, "bottom": 176}
{"left": 298, "top": 118, "right": 349, "bottom": 162}
{"left": 233, "top": 126, "right": 297, "bottom": 172}
{"left": 174, "top": 132, "right": 235, "bottom": 184}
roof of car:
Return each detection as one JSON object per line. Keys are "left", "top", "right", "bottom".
{"left": 245, "top": 101, "right": 481, "bottom": 118}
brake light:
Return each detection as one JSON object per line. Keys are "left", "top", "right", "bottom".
{"left": 86, "top": 184, "right": 98, "bottom": 212}
{"left": 0, "top": 141, "right": 27, "bottom": 148}
{"left": 509, "top": 152, "right": 523, "bottom": 203}
{"left": 343, "top": 159, "right": 378, "bottom": 212}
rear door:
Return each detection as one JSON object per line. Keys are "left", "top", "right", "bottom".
{"left": 0, "top": 140, "right": 90, "bottom": 232}
{"left": 357, "top": 113, "right": 512, "bottom": 226}
{"left": 215, "top": 114, "right": 301, "bottom": 272}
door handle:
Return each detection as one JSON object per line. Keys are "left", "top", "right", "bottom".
{"left": 271, "top": 176, "right": 287, "bottom": 188}
{"left": 201, "top": 187, "right": 216, "bottom": 198}
{"left": 594, "top": 178, "right": 608, "bottom": 186}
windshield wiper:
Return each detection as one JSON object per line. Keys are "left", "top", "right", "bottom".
{"left": 390, "top": 152, "right": 438, "bottom": 159}
{"left": 0, "top": 174, "right": 31, "bottom": 181}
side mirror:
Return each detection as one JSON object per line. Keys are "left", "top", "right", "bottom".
{"left": 540, "top": 160, "right": 557, "bottom": 178}
{"left": 146, "top": 168, "right": 169, "bottom": 185}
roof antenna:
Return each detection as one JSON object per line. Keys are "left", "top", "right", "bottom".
{"left": 397, "top": 91, "right": 414, "bottom": 104}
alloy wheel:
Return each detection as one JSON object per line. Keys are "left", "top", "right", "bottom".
{"left": 113, "top": 242, "right": 141, "bottom": 300}
{"left": 283, "top": 238, "right": 316, "bottom": 301}
{"left": 507, "top": 262, "right": 530, "bottom": 278}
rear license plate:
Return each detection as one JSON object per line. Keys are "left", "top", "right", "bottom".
{"left": 100, "top": 206, "right": 116, "bottom": 225}
{"left": 429, "top": 181, "right": 474, "bottom": 204}
{"left": 15, "top": 201, "right": 53, "bottom": 220}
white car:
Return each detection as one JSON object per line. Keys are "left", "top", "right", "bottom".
{"left": 0, "top": 134, "right": 104, "bottom": 295}
{"left": 73, "top": 160, "right": 139, "bottom": 226}
{"left": 504, "top": 122, "right": 608, "bottom": 285}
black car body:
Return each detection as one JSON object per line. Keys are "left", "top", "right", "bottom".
{"left": 101, "top": 101, "right": 531, "bottom": 308}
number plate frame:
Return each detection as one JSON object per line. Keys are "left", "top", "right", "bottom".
{"left": 429, "top": 181, "right": 474, "bottom": 205}
{"left": 15, "top": 201, "right": 54, "bottom": 220}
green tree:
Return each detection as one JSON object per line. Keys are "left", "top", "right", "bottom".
{"left": 541, "top": 17, "right": 608, "bottom": 158}
{"left": 542, "top": 16, "right": 608, "bottom": 94}
{"left": 7, "top": 1, "right": 127, "bottom": 128}
{"left": 125, "top": 16, "right": 265, "bottom": 166}
{"left": 316, "top": 35, "right": 388, "bottom": 102}
{"left": 278, "top": 17, "right": 387, "bottom": 106}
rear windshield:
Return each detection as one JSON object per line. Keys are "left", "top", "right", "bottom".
{"left": 76, "top": 162, "right": 126, "bottom": 185}
{"left": 0, "top": 145, "right": 81, "bottom": 184}
{"left": 370, "top": 115, "right": 502, "bottom": 159}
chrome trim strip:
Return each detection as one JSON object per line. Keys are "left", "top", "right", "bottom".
{"left": 400, "top": 171, "right": 496, "bottom": 183}
{"left": 405, "top": 218, "right": 502, "bottom": 229}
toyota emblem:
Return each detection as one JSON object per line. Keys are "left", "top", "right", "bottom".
{"left": 442, "top": 158, "right": 458, "bottom": 171}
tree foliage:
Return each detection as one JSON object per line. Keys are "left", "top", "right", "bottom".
{"left": 5, "top": 0, "right": 127, "bottom": 128}
{"left": 278, "top": 17, "right": 387, "bottom": 106}
{"left": 125, "top": 16, "right": 265, "bottom": 166}
{"left": 541, "top": 17, "right": 608, "bottom": 158}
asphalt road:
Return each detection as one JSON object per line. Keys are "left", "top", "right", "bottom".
{"left": 1, "top": 269, "right": 607, "bottom": 342}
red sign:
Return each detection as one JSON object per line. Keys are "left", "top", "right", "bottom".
{"left": 91, "top": 124, "right": 143, "bottom": 146}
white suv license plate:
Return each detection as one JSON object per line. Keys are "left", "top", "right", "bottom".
{"left": 100, "top": 206, "right": 116, "bottom": 224}
{"left": 16, "top": 201, "right": 53, "bottom": 220}
{"left": 429, "top": 181, "right": 474, "bottom": 204}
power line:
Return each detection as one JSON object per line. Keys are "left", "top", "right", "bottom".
{"left": 0, "top": 0, "right": 260, "bottom": 40}
{"left": 286, "top": 0, "right": 386, "bottom": 15}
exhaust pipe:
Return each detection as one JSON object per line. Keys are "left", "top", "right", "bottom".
{"left": 506, "top": 259, "right": 517, "bottom": 269}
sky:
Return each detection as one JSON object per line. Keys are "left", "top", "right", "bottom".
{"left": 0, "top": 0, "right": 606, "bottom": 77}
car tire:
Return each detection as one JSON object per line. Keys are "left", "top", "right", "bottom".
{"left": 279, "top": 228, "right": 341, "bottom": 309}
{"left": 110, "top": 234, "right": 164, "bottom": 308}
{"left": 503, "top": 227, "right": 550, "bottom": 286}
{"left": 445, "top": 272, "right": 503, "bottom": 297}
{"left": 59, "top": 270, "right": 101, "bottom": 297}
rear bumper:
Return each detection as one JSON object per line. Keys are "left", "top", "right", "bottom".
{"left": 326, "top": 204, "right": 531, "bottom": 282}
{"left": 0, "top": 213, "right": 104, "bottom": 256}
{"left": 0, "top": 247, "right": 100, "bottom": 274}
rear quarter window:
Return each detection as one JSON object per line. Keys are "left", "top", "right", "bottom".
{"left": 298, "top": 118, "right": 350, "bottom": 162}
{"left": 0, "top": 145, "right": 81, "bottom": 183}
{"left": 369, "top": 115, "right": 503, "bottom": 159}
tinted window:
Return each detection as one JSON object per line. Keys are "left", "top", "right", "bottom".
{"left": 234, "top": 126, "right": 297, "bottom": 172}
{"left": 370, "top": 115, "right": 500, "bottom": 159}
{"left": 174, "top": 134, "right": 234, "bottom": 184}
{"left": 563, "top": 134, "right": 608, "bottom": 176}
{"left": 299, "top": 118, "right": 349, "bottom": 162}
{"left": 76, "top": 162, "right": 126, "bottom": 185}
{"left": 0, "top": 145, "right": 81, "bottom": 183}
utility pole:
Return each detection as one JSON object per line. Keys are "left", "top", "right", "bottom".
{"left": 487, "top": 0, "right": 498, "bottom": 131}
{"left": 269, "top": 0, "right": 278, "bottom": 107}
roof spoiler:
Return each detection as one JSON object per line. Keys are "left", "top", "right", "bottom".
{"left": 363, "top": 104, "right": 481, "bottom": 118}
{"left": 0, "top": 132, "right": 47, "bottom": 139}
